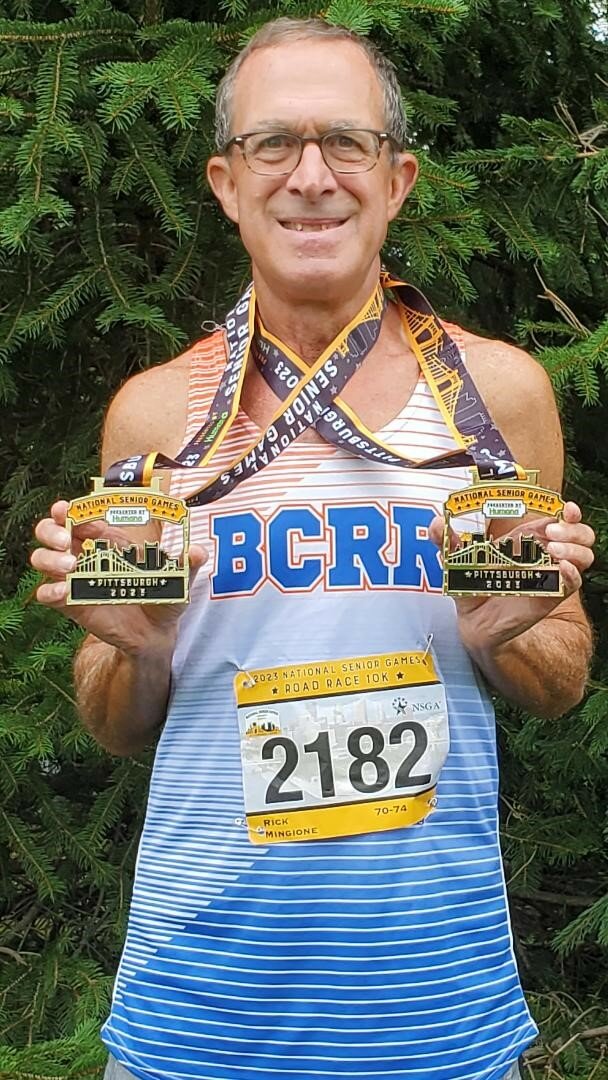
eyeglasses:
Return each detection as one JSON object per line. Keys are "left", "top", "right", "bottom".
{"left": 224, "top": 128, "right": 400, "bottom": 176}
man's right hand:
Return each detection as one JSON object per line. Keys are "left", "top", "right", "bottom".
{"left": 31, "top": 499, "right": 207, "bottom": 659}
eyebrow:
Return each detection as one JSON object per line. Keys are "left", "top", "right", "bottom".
{"left": 248, "top": 119, "right": 366, "bottom": 131}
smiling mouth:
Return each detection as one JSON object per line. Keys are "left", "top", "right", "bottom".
{"left": 279, "top": 220, "right": 346, "bottom": 232}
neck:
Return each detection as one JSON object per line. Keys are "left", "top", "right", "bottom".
{"left": 253, "top": 263, "right": 382, "bottom": 365}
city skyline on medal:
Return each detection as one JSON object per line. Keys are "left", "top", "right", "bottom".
{"left": 64, "top": 478, "right": 189, "bottom": 606}
{"left": 442, "top": 469, "right": 565, "bottom": 597}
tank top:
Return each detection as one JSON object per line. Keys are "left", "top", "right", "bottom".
{"left": 101, "top": 319, "right": 537, "bottom": 1080}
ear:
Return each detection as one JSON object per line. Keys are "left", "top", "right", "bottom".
{"left": 387, "top": 152, "right": 419, "bottom": 223}
{"left": 207, "top": 154, "right": 240, "bottom": 225}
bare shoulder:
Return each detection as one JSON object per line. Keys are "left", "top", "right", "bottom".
{"left": 458, "top": 329, "right": 564, "bottom": 489}
{"left": 100, "top": 352, "right": 191, "bottom": 472}
{"left": 460, "top": 328, "right": 553, "bottom": 396}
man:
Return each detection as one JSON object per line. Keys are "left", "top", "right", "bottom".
{"left": 32, "top": 17, "right": 594, "bottom": 1080}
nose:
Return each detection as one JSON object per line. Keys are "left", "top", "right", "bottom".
{"left": 284, "top": 141, "right": 339, "bottom": 199}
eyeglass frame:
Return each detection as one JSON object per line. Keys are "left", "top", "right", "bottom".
{"left": 223, "top": 128, "right": 402, "bottom": 176}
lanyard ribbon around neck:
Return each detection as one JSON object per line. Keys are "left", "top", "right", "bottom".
{"left": 105, "top": 272, "right": 525, "bottom": 505}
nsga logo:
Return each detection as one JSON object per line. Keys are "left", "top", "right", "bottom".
{"left": 210, "top": 500, "right": 443, "bottom": 598}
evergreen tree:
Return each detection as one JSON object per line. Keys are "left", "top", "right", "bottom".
{"left": 0, "top": 0, "right": 606, "bottom": 1076}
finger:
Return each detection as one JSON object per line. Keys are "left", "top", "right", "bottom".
{"left": 187, "top": 543, "right": 208, "bottom": 571}
{"left": 35, "top": 580, "right": 68, "bottom": 607}
{"left": 428, "top": 515, "right": 443, "bottom": 547}
{"left": 50, "top": 500, "right": 70, "bottom": 526}
{"left": 47, "top": 516, "right": 138, "bottom": 552}
{"left": 186, "top": 544, "right": 208, "bottom": 593}
{"left": 69, "top": 518, "right": 121, "bottom": 544}
{"left": 562, "top": 501, "right": 583, "bottom": 525}
{"left": 47, "top": 499, "right": 135, "bottom": 548}
{"left": 428, "top": 514, "right": 460, "bottom": 553}
{"left": 34, "top": 516, "right": 72, "bottom": 551}
{"left": 546, "top": 541, "right": 595, "bottom": 571}
{"left": 494, "top": 516, "right": 551, "bottom": 543}
{"left": 30, "top": 548, "right": 77, "bottom": 578}
{"left": 559, "top": 559, "right": 582, "bottom": 597}
{"left": 69, "top": 519, "right": 166, "bottom": 554}
{"left": 545, "top": 521, "right": 595, "bottom": 548}
{"left": 33, "top": 516, "right": 114, "bottom": 558}
{"left": 143, "top": 544, "right": 209, "bottom": 625}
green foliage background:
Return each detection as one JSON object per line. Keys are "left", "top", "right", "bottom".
{"left": 0, "top": 0, "right": 607, "bottom": 1076}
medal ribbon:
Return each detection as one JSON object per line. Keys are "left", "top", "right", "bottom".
{"left": 105, "top": 272, "right": 525, "bottom": 505}
{"left": 252, "top": 272, "right": 523, "bottom": 478}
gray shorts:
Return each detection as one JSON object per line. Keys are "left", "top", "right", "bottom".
{"left": 104, "top": 1054, "right": 522, "bottom": 1080}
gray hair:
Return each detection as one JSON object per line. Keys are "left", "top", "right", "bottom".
{"left": 214, "top": 17, "right": 407, "bottom": 153}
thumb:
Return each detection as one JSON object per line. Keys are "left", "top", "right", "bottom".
{"left": 144, "top": 543, "right": 208, "bottom": 627}
{"left": 186, "top": 543, "right": 208, "bottom": 589}
{"left": 428, "top": 513, "right": 460, "bottom": 554}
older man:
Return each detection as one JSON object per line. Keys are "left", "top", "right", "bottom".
{"left": 32, "top": 17, "right": 594, "bottom": 1080}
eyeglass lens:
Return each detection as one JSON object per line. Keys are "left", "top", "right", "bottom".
{"left": 243, "top": 130, "right": 382, "bottom": 173}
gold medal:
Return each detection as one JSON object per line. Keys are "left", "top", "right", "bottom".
{"left": 442, "top": 469, "right": 565, "bottom": 598}
{"left": 64, "top": 478, "right": 189, "bottom": 606}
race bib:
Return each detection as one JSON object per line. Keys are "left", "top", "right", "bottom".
{"left": 235, "top": 651, "right": 449, "bottom": 845}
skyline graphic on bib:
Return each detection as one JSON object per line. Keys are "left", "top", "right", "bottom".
{"left": 210, "top": 500, "right": 445, "bottom": 597}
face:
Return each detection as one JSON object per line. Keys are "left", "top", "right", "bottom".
{"left": 207, "top": 39, "right": 418, "bottom": 305}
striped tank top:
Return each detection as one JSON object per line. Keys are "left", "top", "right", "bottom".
{"left": 101, "top": 318, "right": 537, "bottom": 1080}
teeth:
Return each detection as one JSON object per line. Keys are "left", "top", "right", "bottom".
{"left": 283, "top": 221, "right": 341, "bottom": 231}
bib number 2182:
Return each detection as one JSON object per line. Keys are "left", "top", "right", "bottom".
{"left": 263, "top": 722, "right": 431, "bottom": 805}
{"left": 236, "top": 650, "right": 449, "bottom": 845}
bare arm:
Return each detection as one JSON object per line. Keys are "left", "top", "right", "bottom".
{"left": 73, "top": 625, "right": 176, "bottom": 755}
{"left": 433, "top": 338, "right": 594, "bottom": 718}
{"left": 458, "top": 565, "right": 593, "bottom": 717}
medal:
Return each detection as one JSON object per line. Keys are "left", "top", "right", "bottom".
{"left": 442, "top": 469, "right": 565, "bottom": 597}
{"left": 64, "top": 477, "right": 189, "bottom": 606}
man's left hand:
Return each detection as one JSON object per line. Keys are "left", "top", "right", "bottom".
{"left": 428, "top": 501, "right": 595, "bottom": 650}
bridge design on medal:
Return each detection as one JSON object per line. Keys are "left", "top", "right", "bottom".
{"left": 447, "top": 533, "right": 552, "bottom": 570}
{"left": 75, "top": 538, "right": 181, "bottom": 577}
